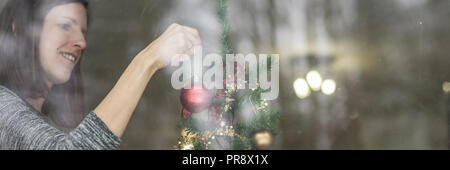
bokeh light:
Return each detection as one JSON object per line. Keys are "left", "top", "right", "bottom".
{"left": 293, "top": 78, "right": 310, "bottom": 99}
{"left": 321, "top": 79, "right": 336, "bottom": 95}
{"left": 306, "top": 70, "right": 322, "bottom": 91}
{"left": 443, "top": 81, "right": 450, "bottom": 93}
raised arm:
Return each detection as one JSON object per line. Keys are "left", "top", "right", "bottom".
{"left": 93, "top": 23, "right": 201, "bottom": 138}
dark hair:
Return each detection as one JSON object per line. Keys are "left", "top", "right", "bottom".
{"left": 0, "top": 0, "right": 89, "bottom": 131}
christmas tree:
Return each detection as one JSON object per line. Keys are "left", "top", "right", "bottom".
{"left": 174, "top": 0, "right": 280, "bottom": 150}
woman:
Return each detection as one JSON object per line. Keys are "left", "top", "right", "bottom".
{"left": 0, "top": 0, "right": 201, "bottom": 149}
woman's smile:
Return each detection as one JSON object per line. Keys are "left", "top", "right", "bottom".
{"left": 60, "top": 51, "right": 78, "bottom": 63}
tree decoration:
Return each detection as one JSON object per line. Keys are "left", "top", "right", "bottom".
{"left": 180, "top": 84, "right": 213, "bottom": 113}
{"left": 251, "top": 130, "right": 274, "bottom": 150}
{"left": 175, "top": 0, "right": 280, "bottom": 150}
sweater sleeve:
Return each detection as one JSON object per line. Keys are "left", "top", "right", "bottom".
{"left": 0, "top": 88, "right": 121, "bottom": 150}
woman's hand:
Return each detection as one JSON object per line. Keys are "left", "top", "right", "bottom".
{"left": 138, "top": 23, "right": 202, "bottom": 70}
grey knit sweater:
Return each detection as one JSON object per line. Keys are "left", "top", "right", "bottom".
{"left": 0, "top": 85, "right": 121, "bottom": 150}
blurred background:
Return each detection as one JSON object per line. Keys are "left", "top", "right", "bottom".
{"left": 3, "top": 0, "right": 449, "bottom": 149}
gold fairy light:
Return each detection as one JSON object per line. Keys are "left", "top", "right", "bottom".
{"left": 181, "top": 128, "right": 196, "bottom": 140}
{"left": 182, "top": 143, "right": 194, "bottom": 150}
{"left": 175, "top": 115, "right": 250, "bottom": 150}
{"left": 220, "top": 121, "right": 226, "bottom": 127}
{"left": 175, "top": 135, "right": 196, "bottom": 150}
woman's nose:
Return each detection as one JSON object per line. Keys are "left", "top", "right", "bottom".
{"left": 73, "top": 33, "right": 87, "bottom": 50}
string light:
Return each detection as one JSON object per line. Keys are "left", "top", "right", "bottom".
{"left": 182, "top": 144, "right": 194, "bottom": 150}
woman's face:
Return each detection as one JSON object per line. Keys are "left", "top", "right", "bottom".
{"left": 39, "top": 3, "right": 87, "bottom": 88}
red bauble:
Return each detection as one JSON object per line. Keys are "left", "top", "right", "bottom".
{"left": 180, "top": 84, "right": 213, "bottom": 113}
{"left": 181, "top": 108, "right": 191, "bottom": 118}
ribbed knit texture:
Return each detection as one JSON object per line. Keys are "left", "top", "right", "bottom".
{"left": 0, "top": 85, "right": 120, "bottom": 150}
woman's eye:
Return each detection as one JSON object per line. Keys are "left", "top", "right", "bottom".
{"left": 58, "top": 23, "right": 71, "bottom": 31}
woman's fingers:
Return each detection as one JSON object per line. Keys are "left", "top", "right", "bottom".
{"left": 172, "top": 26, "right": 201, "bottom": 56}
{"left": 183, "top": 32, "right": 199, "bottom": 51}
{"left": 182, "top": 26, "right": 202, "bottom": 46}
{"left": 142, "top": 23, "right": 202, "bottom": 70}
{"left": 166, "top": 23, "right": 182, "bottom": 34}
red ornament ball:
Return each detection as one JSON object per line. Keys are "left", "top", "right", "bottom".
{"left": 181, "top": 108, "right": 191, "bottom": 118}
{"left": 180, "top": 84, "right": 213, "bottom": 113}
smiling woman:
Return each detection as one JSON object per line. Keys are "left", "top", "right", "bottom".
{"left": 39, "top": 3, "right": 87, "bottom": 86}
{"left": 0, "top": 0, "right": 89, "bottom": 133}
{"left": 0, "top": 0, "right": 202, "bottom": 149}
